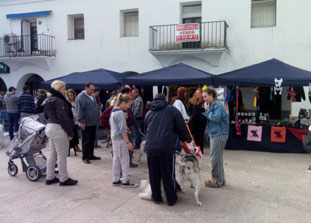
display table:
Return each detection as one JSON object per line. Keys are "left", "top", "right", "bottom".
{"left": 226, "top": 124, "right": 305, "bottom": 153}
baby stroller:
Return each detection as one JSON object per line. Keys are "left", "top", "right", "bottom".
{"left": 6, "top": 115, "right": 47, "bottom": 182}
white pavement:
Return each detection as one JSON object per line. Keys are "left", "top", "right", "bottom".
{"left": 1, "top": 137, "right": 311, "bottom": 223}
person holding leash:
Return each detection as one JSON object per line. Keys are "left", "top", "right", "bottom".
{"left": 144, "top": 93, "right": 189, "bottom": 206}
{"left": 202, "top": 87, "right": 229, "bottom": 188}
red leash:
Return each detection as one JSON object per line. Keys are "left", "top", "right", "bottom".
{"left": 182, "top": 123, "right": 202, "bottom": 159}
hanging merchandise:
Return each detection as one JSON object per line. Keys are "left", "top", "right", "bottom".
{"left": 253, "top": 87, "right": 260, "bottom": 111}
{"left": 274, "top": 78, "right": 283, "bottom": 95}
{"left": 271, "top": 126, "right": 286, "bottom": 143}
{"left": 247, "top": 125, "right": 263, "bottom": 142}
{"left": 253, "top": 96, "right": 257, "bottom": 108}
{"left": 270, "top": 87, "right": 273, "bottom": 101}
{"left": 287, "top": 87, "right": 297, "bottom": 102}
{"left": 235, "top": 87, "right": 241, "bottom": 136}
{"left": 287, "top": 86, "right": 306, "bottom": 102}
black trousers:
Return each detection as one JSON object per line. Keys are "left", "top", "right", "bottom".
{"left": 82, "top": 125, "right": 96, "bottom": 160}
{"left": 147, "top": 153, "right": 177, "bottom": 205}
{"left": 192, "top": 118, "right": 207, "bottom": 153}
{"left": 69, "top": 125, "right": 80, "bottom": 149}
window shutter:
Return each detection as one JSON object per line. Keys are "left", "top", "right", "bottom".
{"left": 124, "top": 12, "right": 138, "bottom": 37}
{"left": 182, "top": 5, "right": 202, "bottom": 19}
{"left": 251, "top": 0, "right": 276, "bottom": 28}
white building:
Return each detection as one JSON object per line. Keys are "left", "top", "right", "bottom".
{"left": 0, "top": 0, "right": 310, "bottom": 117}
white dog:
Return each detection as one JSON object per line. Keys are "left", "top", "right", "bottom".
{"left": 137, "top": 140, "right": 146, "bottom": 163}
{"left": 139, "top": 142, "right": 202, "bottom": 206}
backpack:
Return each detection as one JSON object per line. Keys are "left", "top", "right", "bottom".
{"left": 100, "top": 105, "right": 114, "bottom": 129}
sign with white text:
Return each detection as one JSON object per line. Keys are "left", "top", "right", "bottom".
{"left": 175, "top": 23, "right": 200, "bottom": 42}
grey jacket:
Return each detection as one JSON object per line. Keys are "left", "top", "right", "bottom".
{"left": 4, "top": 92, "right": 19, "bottom": 113}
{"left": 76, "top": 91, "right": 100, "bottom": 126}
{"left": 109, "top": 109, "right": 127, "bottom": 140}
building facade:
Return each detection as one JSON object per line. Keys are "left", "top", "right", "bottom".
{"left": 0, "top": 0, "right": 310, "bottom": 116}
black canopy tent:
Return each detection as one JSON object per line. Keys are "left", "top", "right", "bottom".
{"left": 122, "top": 63, "right": 214, "bottom": 86}
{"left": 40, "top": 68, "right": 123, "bottom": 90}
{"left": 214, "top": 58, "right": 311, "bottom": 87}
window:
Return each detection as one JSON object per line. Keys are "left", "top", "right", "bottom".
{"left": 74, "top": 17, "right": 84, "bottom": 39}
{"left": 182, "top": 4, "right": 201, "bottom": 19}
{"left": 251, "top": 0, "right": 276, "bottom": 28}
{"left": 122, "top": 10, "right": 139, "bottom": 37}
{"left": 67, "top": 14, "right": 84, "bottom": 40}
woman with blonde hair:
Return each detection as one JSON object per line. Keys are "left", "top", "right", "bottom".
{"left": 189, "top": 88, "right": 207, "bottom": 153}
{"left": 44, "top": 80, "right": 78, "bottom": 186}
{"left": 67, "top": 89, "right": 82, "bottom": 155}
{"left": 202, "top": 87, "right": 229, "bottom": 188}
{"left": 109, "top": 94, "right": 137, "bottom": 188}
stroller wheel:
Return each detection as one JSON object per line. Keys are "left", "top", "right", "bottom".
{"left": 26, "top": 165, "right": 41, "bottom": 182}
{"left": 8, "top": 163, "right": 18, "bottom": 176}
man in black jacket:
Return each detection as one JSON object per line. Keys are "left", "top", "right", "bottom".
{"left": 144, "top": 93, "right": 189, "bottom": 206}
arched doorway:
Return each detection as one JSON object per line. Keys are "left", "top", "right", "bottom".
{"left": 17, "top": 73, "right": 44, "bottom": 95}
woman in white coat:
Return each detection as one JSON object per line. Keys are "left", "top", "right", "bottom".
{"left": 173, "top": 87, "right": 189, "bottom": 152}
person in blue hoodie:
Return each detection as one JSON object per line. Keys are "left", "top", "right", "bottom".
{"left": 202, "top": 87, "right": 229, "bottom": 188}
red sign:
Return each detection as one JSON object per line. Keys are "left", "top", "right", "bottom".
{"left": 175, "top": 23, "right": 200, "bottom": 43}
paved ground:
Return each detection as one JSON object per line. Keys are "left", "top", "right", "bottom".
{"left": 1, "top": 137, "right": 311, "bottom": 223}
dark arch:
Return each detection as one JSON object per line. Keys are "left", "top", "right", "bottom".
{"left": 0, "top": 78, "right": 7, "bottom": 92}
{"left": 122, "top": 71, "right": 139, "bottom": 75}
{"left": 17, "top": 73, "right": 44, "bottom": 95}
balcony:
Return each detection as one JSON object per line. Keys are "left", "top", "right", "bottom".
{"left": 149, "top": 21, "right": 228, "bottom": 54}
{"left": 0, "top": 34, "right": 55, "bottom": 58}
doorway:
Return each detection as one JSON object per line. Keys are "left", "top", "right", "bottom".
{"left": 30, "top": 22, "right": 38, "bottom": 54}
{"left": 181, "top": 4, "right": 202, "bottom": 49}
{"left": 182, "top": 17, "right": 201, "bottom": 49}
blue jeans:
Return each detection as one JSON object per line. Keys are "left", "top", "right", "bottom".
{"left": 131, "top": 119, "right": 143, "bottom": 149}
{"left": 8, "top": 113, "right": 20, "bottom": 140}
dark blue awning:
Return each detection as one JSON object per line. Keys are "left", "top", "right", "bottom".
{"left": 7, "top": 11, "right": 52, "bottom": 19}
{"left": 214, "top": 58, "right": 311, "bottom": 87}
{"left": 122, "top": 63, "right": 214, "bottom": 86}
{"left": 40, "top": 68, "right": 123, "bottom": 90}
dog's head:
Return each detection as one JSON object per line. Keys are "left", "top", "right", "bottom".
{"left": 177, "top": 153, "right": 200, "bottom": 174}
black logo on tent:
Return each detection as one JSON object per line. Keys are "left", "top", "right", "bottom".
{"left": 251, "top": 130, "right": 258, "bottom": 137}
{"left": 274, "top": 131, "right": 282, "bottom": 138}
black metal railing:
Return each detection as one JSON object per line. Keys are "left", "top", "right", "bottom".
{"left": 0, "top": 34, "right": 55, "bottom": 58}
{"left": 149, "top": 21, "right": 228, "bottom": 51}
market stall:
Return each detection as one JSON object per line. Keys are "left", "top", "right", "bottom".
{"left": 214, "top": 58, "right": 311, "bottom": 153}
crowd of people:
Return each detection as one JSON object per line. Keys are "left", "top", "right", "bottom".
{"left": 2, "top": 81, "right": 229, "bottom": 205}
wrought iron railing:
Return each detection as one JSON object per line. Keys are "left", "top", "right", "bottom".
{"left": 0, "top": 34, "right": 55, "bottom": 57}
{"left": 149, "top": 21, "right": 228, "bottom": 51}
